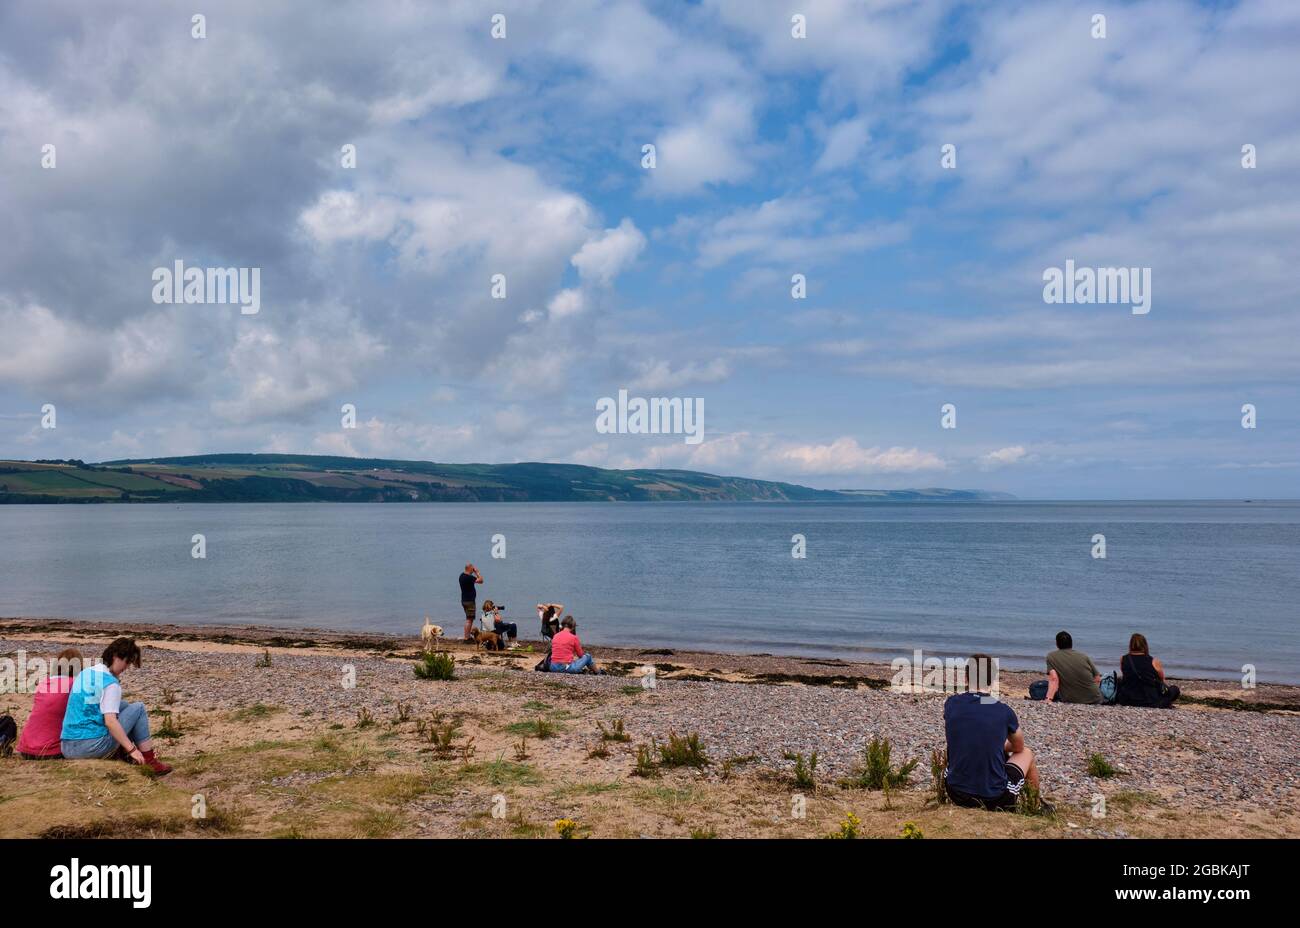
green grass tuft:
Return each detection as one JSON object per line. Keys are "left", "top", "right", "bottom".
{"left": 783, "top": 750, "right": 818, "bottom": 790}
{"left": 657, "top": 732, "right": 710, "bottom": 768}
{"left": 413, "top": 650, "right": 456, "bottom": 681}
{"left": 842, "top": 737, "right": 918, "bottom": 791}
{"left": 1086, "top": 752, "right": 1119, "bottom": 778}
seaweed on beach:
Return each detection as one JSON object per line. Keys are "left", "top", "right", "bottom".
{"left": 1179, "top": 693, "right": 1295, "bottom": 713}
{"left": 752, "top": 671, "right": 890, "bottom": 689}
{"left": 598, "top": 659, "right": 891, "bottom": 690}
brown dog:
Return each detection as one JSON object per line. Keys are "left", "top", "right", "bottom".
{"left": 472, "top": 628, "right": 504, "bottom": 652}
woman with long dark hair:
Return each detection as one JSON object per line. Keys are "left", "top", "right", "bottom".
{"left": 537, "top": 602, "right": 564, "bottom": 640}
{"left": 1116, "top": 633, "right": 1180, "bottom": 709}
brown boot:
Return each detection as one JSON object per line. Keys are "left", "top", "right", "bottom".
{"left": 141, "top": 749, "right": 173, "bottom": 776}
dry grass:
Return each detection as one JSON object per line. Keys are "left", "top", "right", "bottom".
{"left": 3, "top": 723, "right": 1292, "bottom": 840}
{"left": 2, "top": 633, "right": 1296, "bottom": 840}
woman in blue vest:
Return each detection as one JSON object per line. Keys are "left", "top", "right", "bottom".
{"left": 61, "top": 637, "right": 173, "bottom": 775}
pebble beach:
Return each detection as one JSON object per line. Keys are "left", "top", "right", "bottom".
{"left": 2, "top": 619, "right": 1298, "bottom": 838}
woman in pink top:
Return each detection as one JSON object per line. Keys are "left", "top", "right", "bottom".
{"left": 17, "top": 648, "right": 83, "bottom": 759}
{"left": 548, "top": 617, "right": 600, "bottom": 674}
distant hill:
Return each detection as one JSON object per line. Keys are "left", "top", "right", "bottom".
{"left": 0, "top": 454, "right": 1015, "bottom": 503}
{"left": 836, "top": 487, "right": 1018, "bottom": 501}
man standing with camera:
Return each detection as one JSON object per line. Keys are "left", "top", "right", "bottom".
{"left": 459, "top": 563, "right": 483, "bottom": 641}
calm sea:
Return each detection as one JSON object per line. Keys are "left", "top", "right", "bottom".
{"left": 1, "top": 501, "right": 1296, "bottom": 683}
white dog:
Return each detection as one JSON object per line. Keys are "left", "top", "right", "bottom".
{"left": 420, "top": 617, "right": 443, "bottom": 648}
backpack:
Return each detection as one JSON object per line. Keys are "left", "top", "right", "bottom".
{"left": 0, "top": 714, "right": 17, "bottom": 757}
{"left": 1099, "top": 671, "right": 1119, "bottom": 705}
{"left": 1027, "top": 679, "right": 1049, "bottom": 700}
{"left": 533, "top": 641, "right": 553, "bottom": 673}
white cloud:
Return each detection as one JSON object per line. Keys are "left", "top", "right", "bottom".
{"left": 769, "top": 438, "right": 946, "bottom": 476}
{"left": 696, "top": 196, "right": 908, "bottom": 268}
{"left": 0, "top": 301, "right": 199, "bottom": 405}
{"left": 814, "top": 116, "right": 870, "bottom": 172}
{"left": 705, "top": 0, "right": 953, "bottom": 96}
{"left": 980, "top": 445, "right": 1028, "bottom": 469}
{"left": 547, "top": 288, "right": 587, "bottom": 319}
{"left": 627, "top": 358, "right": 732, "bottom": 392}
{"left": 299, "top": 191, "right": 400, "bottom": 244}
{"left": 1214, "top": 461, "right": 1300, "bottom": 470}
{"left": 210, "top": 304, "right": 386, "bottom": 425}
{"left": 573, "top": 431, "right": 948, "bottom": 484}
{"left": 811, "top": 338, "right": 873, "bottom": 357}
{"left": 571, "top": 219, "right": 646, "bottom": 285}
{"left": 645, "top": 93, "right": 758, "bottom": 195}
{"left": 310, "top": 417, "right": 476, "bottom": 460}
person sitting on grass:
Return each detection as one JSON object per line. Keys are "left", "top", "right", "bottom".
{"left": 1045, "top": 630, "right": 1102, "bottom": 705}
{"left": 548, "top": 616, "right": 601, "bottom": 674}
{"left": 60, "top": 637, "right": 172, "bottom": 775}
{"left": 943, "top": 653, "right": 1050, "bottom": 813}
{"left": 1116, "top": 633, "right": 1180, "bottom": 709}
{"left": 482, "top": 600, "right": 518, "bottom": 649}
{"left": 16, "top": 648, "right": 83, "bottom": 760}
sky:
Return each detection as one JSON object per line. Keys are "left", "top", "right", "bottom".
{"left": 1, "top": 0, "right": 1297, "bottom": 499}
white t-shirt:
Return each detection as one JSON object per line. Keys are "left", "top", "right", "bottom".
{"left": 99, "top": 681, "right": 123, "bottom": 716}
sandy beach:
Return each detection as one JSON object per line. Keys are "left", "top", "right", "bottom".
{"left": 2, "top": 618, "right": 1298, "bottom": 839}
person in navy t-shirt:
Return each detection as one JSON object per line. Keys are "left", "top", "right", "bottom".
{"left": 943, "top": 654, "right": 1049, "bottom": 812}
{"left": 458, "top": 563, "right": 483, "bottom": 641}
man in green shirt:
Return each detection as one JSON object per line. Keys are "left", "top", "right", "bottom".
{"left": 1045, "top": 631, "right": 1102, "bottom": 705}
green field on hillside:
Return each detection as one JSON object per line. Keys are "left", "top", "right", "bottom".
{"left": 0, "top": 454, "right": 1013, "bottom": 504}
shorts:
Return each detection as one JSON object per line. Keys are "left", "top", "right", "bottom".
{"left": 462, "top": 601, "right": 476, "bottom": 623}
{"left": 945, "top": 762, "right": 1026, "bottom": 811}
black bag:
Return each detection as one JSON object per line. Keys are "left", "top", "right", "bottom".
{"left": 533, "top": 641, "right": 553, "bottom": 672}
{"left": 0, "top": 714, "right": 18, "bottom": 757}
{"left": 1028, "top": 679, "right": 1049, "bottom": 700}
